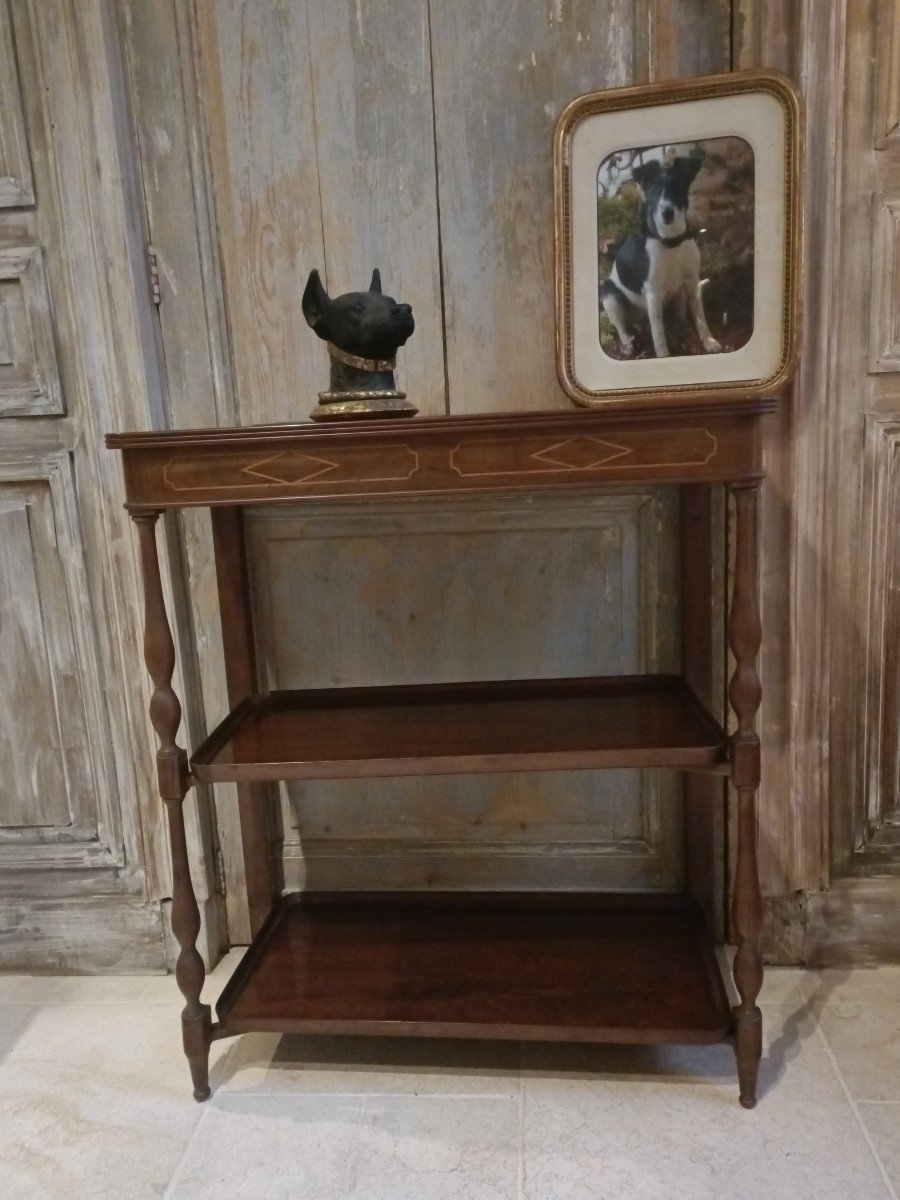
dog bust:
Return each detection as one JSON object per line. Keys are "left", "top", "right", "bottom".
{"left": 302, "top": 268, "right": 417, "bottom": 420}
{"left": 600, "top": 155, "right": 722, "bottom": 360}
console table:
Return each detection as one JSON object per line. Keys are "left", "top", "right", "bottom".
{"left": 107, "top": 400, "right": 766, "bottom": 1108}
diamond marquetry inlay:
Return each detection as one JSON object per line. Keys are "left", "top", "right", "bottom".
{"left": 241, "top": 451, "right": 340, "bottom": 485}
{"left": 531, "top": 437, "right": 632, "bottom": 470}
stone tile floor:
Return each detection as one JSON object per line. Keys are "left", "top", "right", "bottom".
{"left": 0, "top": 951, "right": 897, "bottom": 1199}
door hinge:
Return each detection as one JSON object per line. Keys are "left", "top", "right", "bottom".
{"left": 146, "top": 242, "right": 161, "bottom": 306}
{"left": 214, "top": 847, "right": 227, "bottom": 896}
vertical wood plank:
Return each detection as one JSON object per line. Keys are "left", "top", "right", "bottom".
{"left": 644, "top": 1, "right": 731, "bottom": 935}
{"left": 193, "top": 0, "right": 325, "bottom": 425}
{"left": 18, "top": 0, "right": 172, "bottom": 909}
{"left": 0, "top": 499, "right": 69, "bottom": 826}
{"left": 306, "top": 1, "right": 445, "bottom": 414}
{"left": 0, "top": 0, "right": 34, "bottom": 205}
{"left": 119, "top": 0, "right": 234, "bottom": 430}
{"left": 429, "top": 0, "right": 635, "bottom": 414}
{"left": 639, "top": 0, "right": 732, "bottom": 81}
{"left": 733, "top": 0, "right": 809, "bottom": 915}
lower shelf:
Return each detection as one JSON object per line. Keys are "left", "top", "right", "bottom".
{"left": 190, "top": 675, "right": 728, "bottom": 782}
{"left": 216, "top": 892, "right": 733, "bottom": 1045}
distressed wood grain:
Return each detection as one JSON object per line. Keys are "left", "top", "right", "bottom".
{"left": 119, "top": 0, "right": 234, "bottom": 429}
{"left": 0, "top": 0, "right": 237, "bottom": 969}
{"left": 245, "top": 489, "right": 683, "bottom": 893}
{"left": 0, "top": 0, "right": 34, "bottom": 206}
{"left": 816, "top": 0, "right": 882, "bottom": 873}
{"left": 429, "top": 0, "right": 634, "bottom": 414}
{"left": 731, "top": 1, "right": 807, "bottom": 921}
{"left": 0, "top": 450, "right": 123, "bottom": 864}
{"left": 638, "top": 0, "right": 731, "bottom": 82}
{"left": 642, "top": 7, "right": 732, "bottom": 941}
{"left": 0, "top": 241, "right": 64, "bottom": 415}
{"left": 782, "top": 0, "right": 900, "bottom": 961}
{"left": 861, "top": 415, "right": 900, "bottom": 839}
{"left": 873, "top": 0, "right": 900, "bottom": 147}
{"left": 193, "top": 0, "right": 325, "bottom": 425}
{"left": 120, "top": 0, "right": 252, "bottom": 943}
{"left": 0, "top": 497, "right": 70, "bottom": 827}
{"left": 306, "top": 1, "right": 445, "bottom": 415}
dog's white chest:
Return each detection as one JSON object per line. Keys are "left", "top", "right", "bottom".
{"left": 645, "top": 239, "right": 698, "bottom": 299}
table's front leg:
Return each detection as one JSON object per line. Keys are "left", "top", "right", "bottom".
{"left": 134, "top": 511, "right": 212, "bottom": 1102}
{"left": 727, "top": 483, "right": 764, "bottom": 1108}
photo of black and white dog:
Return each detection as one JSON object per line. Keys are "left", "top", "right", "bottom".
{"left": 597, "top": 140, "right": 755, "bottom": 361}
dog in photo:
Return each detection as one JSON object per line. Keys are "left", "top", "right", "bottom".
{"left": 600, "top": 155, "right": 722, "bottom": 360}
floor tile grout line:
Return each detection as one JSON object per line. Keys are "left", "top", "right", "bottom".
{"left": 857, "top": 1099, "right": 900, "bottom": 1105}
{"left": 215, "top": 1090, "right": 521, "bottom": 1101}
{"left": 814, "top": 1025, "right": 899, "bottom": 1200}
{"left": 517, "top": 1076, "right": 525, "bottom": 1200}
{"left": 161, "top": 1107, "right": 212, "bottom": 1200}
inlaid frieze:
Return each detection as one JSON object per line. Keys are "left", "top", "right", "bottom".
{"left": 163, "top": 443, "right": 420, "bottom": 493}
{"left": 450, "top": 429, "right": 718, "bottom": 477}
{"left": 111, "top": 410, "right": 760, "bottom": 509}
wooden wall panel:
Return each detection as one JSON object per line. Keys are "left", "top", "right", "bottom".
{"left": 0, "top": 497, "right": 70, "bottom": 827}
{"left": 643, "top": 0, "right": 732, "bottom": 81}
{"left": 429, "top": 0, "right": 634, "bottom": 414}
{"left": 122, "top": 1, "right": 850, "bottom": 952}
{"left": 868, "top": 194, "right": 900, "bottom": 372}
{"left": 305, "top": 2, "right": 445, "bottom": 415}
{"left": 0, "top": 242, "right": 64, "bottom": 415}
{"left": 193, "top": 0, "right": 325, "bottom": 426}
{"left": 244, "top": 490, "right": 683, "bottom": 893}
{"left": 0, "top": 451, "right": 121, "bottom": 868}
{"left": 874, "top": 0, "right": 900, "bottom": 148}
{"left": 119, "top": 0, "right": 248, "bottom": 943}
{"left": 861, "top": 414, "right": 900, "bottom": 837}
{"left": 0, "top": 1, "right": 34, "bottom": 207}
{"left": 730, "top": 0, "right": 810, "bottom": 925}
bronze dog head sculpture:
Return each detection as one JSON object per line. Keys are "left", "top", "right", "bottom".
{"left": 302, "top": 268, "right": 416, "bottom": 420}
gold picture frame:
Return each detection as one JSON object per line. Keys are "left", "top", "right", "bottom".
{"left": 554, "top": 69, "right": 803, "bottom": 412}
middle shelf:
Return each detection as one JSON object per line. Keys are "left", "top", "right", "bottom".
{"left": 190, "top": 674, "right": 728, "bottom": 783}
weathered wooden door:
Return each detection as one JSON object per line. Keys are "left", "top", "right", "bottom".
{"left": 0, "top": 0, "right": 186, "bottom": 969}
{"left": 121, "top": 1, "right": 741, "bottom": 941}
{"left": 800, "top": 0, "right": 900, "bottom": 961}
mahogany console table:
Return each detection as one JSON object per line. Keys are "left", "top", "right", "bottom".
{"left": 108, "top": 401, "right": 766, "bottom": 1108}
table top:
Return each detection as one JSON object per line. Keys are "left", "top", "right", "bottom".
{"left": 106, "top": 403, "right": 768, "bottom": 510}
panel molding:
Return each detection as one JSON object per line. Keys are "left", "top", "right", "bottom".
{"left": 0, "top": 894, "right": 164, "bottom": 971}
{"left": 860, "top": 413, "right": 900, "bottom": 847}
{"left": 246, "top": 489, "right": 683, "bottom": 894}
{"left": 0, "top": 449, "right": 122, "bottom": 873}
{"left": 0, "top": 1, "right": 35, "bottom": 206}
{"left": 868, "top": 195, "right": 900, "bottom": 372}
{"left": 0, "top": 241, "right": 64, "bottom": 414}
{"left": 873, "top": 0, "right": 900, "bottom": 147}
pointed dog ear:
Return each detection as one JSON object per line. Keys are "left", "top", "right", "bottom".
{"left": 675, "top": 155, "right": 703, "bottom": 187}
{"left": 632, "top": 160, "right": 661, "bottom": 190}
{"left": 302, "top": 269, "right": 331, "bottom": 338}
{"left": 369, "top": 268, "right": 382, "bottom": 294}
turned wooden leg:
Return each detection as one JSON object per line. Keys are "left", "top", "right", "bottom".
{"left": 728, "top": 483, "right": 764, "bottom": 1109}
{"left": 135, "top": 512, "right": 212, "bottom": 1102}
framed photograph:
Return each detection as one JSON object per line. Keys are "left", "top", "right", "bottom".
{"left": 554, "top": 70, "right": 803, "bottom": 411}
